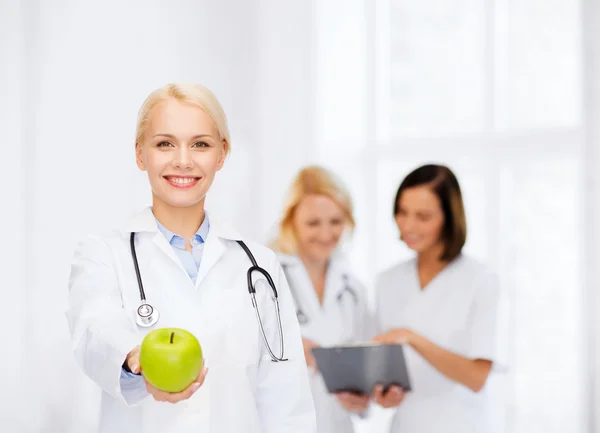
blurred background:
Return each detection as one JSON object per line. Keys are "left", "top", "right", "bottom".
{"left": 1, "top": 0, "right": 598, "bottom": 432}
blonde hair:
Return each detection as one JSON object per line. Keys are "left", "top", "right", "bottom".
{"left": 135, "top": 83, "right": 231, "bottom": 156}
{"left": 271, "top": 166, "right": 355, "bottom": 255}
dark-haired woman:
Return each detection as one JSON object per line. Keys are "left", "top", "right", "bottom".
{"left": 372, "top": 164, "right": 502, "bottom": 433}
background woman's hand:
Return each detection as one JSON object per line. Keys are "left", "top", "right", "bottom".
{"left": 302, "top": 338, "right": 319, "bottom": 372}
{"left": 125, "top": 345, "right": 208, "bottom": 403}
{"left": 372, "top": 328, "right": 414, "bottom": 345}
{"left": 334, "top": 392, "right": 370, "bottom": 414}
{"left": 372, "top": 385, "right": 407, "bottom": 408}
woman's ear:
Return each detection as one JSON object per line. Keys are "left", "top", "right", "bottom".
{"left": 216, "top": 139, "right": 229, "bottom": 170}
{"left": 135, "top": 142, "right": 146, "bottom": 171}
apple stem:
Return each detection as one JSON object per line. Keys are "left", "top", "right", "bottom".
{"left": 170, "top": 332, "right": 174, "bottom": 344}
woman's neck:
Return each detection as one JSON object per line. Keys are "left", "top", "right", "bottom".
{"left": 152, "top": 198, "right": 206, "bottom": 243}
{"left": 416, "top": 243, "right": 448, "bottom": 289}
{"left": 298, "top": 253, "right": 328, "bottom": 304}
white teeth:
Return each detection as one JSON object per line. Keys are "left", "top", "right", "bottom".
{"left": 168, "top": 177, "right": 196, "bottom": 185}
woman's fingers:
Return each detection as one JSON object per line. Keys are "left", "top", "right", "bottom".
{"left": 126, "top": 346, "right": 141, "bottom": 374}
{"left": 372, "top": 385, "right": 406, "bottom": 408}
{"left": 144, "top": 366, "right": 208, "bottom": 403}
{"left": 335, "top": 392, "right": 370, "bottom": 413}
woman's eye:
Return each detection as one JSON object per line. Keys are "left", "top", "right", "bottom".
{"left": 193, "top": 141, "right": 210, "bottom": 148}
{"left": 156, "top": 141, "right": 172, "bottom": 148}
{"left": 306, "top": 220, "right": 320, "bottom": 227}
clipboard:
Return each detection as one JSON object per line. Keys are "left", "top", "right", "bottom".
{"left": 311, "top": 343, "right": 412, "bottom": 395}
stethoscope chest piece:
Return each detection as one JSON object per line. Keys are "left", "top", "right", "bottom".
{"left": 136, "top": 302, "right": 160, "bottom": 327}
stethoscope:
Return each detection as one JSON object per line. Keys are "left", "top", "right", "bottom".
{"left": 281, "top": 264, "right": 358, "bottom": 325}
{"left": 129, "top": 232, "right": 288, "bottom": 362}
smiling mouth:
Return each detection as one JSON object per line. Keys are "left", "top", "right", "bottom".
{"left": 163, "top": 176, "right": 201, "bottom": 189}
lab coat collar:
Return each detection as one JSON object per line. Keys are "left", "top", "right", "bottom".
{"left": 121, "top": 206, "right": 243, "bottom": 241}
{"left": 278, "top": 252, "right": 351, "bottom": 300}
{"left": 122, "top": 206, "right": 243, "bottom": 288}
{"left": 277, "top": 253, "right": 303, "bottom": 267}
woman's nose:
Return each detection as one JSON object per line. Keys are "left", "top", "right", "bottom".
{"left": 172, "top": 147, "right": 193, "bottom": 169}
{"left": 401, "top": 217, "right": 416, "bottom": 232}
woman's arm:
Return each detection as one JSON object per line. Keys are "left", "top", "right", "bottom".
{"left": 66, "top": 235, "right": 145, "bottom": 405}
{"left": 374, "top": 270, "right": 501, "bottom": 393}
{"left": 374, "top": 329, "right": 492, "bottom": 392}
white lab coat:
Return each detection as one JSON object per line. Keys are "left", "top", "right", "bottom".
{"left": 66, "top": 207, "right": 317, "bottom": 433}
{"left": 375, "top": 254, "right": 501, "bottom": 433}
{"left": 277, "top": 253, "right": 372, "bottom": 433}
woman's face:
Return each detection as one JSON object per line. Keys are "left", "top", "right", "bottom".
{"left": 395, "top": 185, "right": 445, "bottom": 255}
{"left": 292, "top": 194, "right": 347, "bottom": 263}
{"left": 136, "top": 97, "right": 226, "bottom": 210}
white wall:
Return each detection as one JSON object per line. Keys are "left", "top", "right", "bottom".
{"left": 583, "top": 0, "right": 600, "bottom": 430}
{"left": 0, "top": 1, "right": 28, "bottom": 431}
{"left": 254, "top": 0, "right": 318, "bottom": 242}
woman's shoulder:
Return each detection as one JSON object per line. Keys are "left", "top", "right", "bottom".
{"left": 376, "top": 258, "right": 416, "bottom": 282}
{"left": 451, "top": 254, "right": 497, "bottom": 280}
{"left": 329, "top": 253, "right": 366, "bottom": 285}
{"left": 449, "top": 254, "right": 500, "bottom": 298}
{"left": 214, "top": 226, "right": 278, "bottom": 265}
{"left": 273, "top": 252, "right": 302, "bottom": 268}
{"left": 69, "top": 229, "right": 126, "bottom": 268}
{"left": 73, "top": 207, "right": 153, "bottom": 249}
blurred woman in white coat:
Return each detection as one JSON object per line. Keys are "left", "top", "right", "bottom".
{"left": 270, "top": 166, "right": 378, "bottom": 433}
{"left": 65, "top": 83, "right": 316, "bottom": 433}
{"left": 373, "top": 164, "right": 502, "bottom": 433}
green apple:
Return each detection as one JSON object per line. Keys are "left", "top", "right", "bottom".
{"left": 140, "top": 328, "right": 203, "bottom": 393}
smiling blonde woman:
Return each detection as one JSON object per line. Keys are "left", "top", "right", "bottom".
{"left": 270, "top": 165, "right": 381, "bottom": 433}
{"left": 66, "top": 83, "right": 317, "bottom": 433}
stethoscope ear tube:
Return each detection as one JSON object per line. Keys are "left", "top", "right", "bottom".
{"left": 130, "top": 232, "right": 147, "bottom": 302}
{"left": 131, "top": 232, "right": 159, "bottom": 328}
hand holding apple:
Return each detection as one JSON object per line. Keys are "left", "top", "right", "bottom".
{"left": 143, "top": 366, "right": 207, "bottom": 403}
{"left": 134, "top": 328, "right": 206, "bottom": 402}
{"left": 125, "top": 345, "right": 142, "bottom": 375}
{"left": 125, "top": 344, "right": 207, "bottom": 403}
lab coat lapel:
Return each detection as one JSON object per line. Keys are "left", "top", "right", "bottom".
{"left": 195, "top": 215, "right": 243, "bottom": 288}
{"left": 122, "top": 207, "right": 243, "bottom": 287}
{"left": 122, "top": 207, "right": 190, "bottom": 277}
{"left": 151, "top": 231, "right": 189, "bottom": 276}
{"left": 323, "top": 255, "right": 348, "bottom": 307}
{"left": 195, "top": 230, "right": 226, "bottom": 287}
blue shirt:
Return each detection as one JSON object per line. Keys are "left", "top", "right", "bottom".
{"left": 120, "top": 216, "right": 210, "bottom": 397}
{"left": 155, "top": 217, "right": 209, "bottom": 284}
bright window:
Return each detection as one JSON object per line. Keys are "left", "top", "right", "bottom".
{"left": 316, "top": 0, "right": 586, "bottom": 432}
